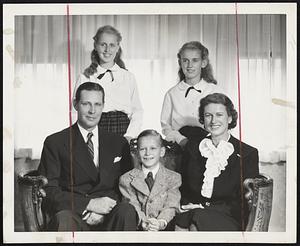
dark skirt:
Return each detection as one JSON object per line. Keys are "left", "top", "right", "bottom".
{"left": 99, "top": 111, "right": 130, "bottom": 136}
{"left": 175, "top": 203, "right": 240, "bottom": 231}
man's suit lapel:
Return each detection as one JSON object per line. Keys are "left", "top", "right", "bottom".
{"left": 67, "top": 124, "right": 99, "bottom": 182}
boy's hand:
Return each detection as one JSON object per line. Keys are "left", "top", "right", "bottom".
{"left": 147, "top": 218, "right": 160, "bottom": 231}
{"left": 157, "top": 219, "right": 167, "bottom": 230}
{"left": 141, "top": 218, "right": 159, "bottom": 231}
{"left": 141, "top": 219, "right": 150, "bottom": 231}
{"left": 141, "top": 218, "right": 167, "bottom": 231}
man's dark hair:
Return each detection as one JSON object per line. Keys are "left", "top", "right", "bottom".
{"left": 75, "top": 82, "right": 105, "bottom": 103}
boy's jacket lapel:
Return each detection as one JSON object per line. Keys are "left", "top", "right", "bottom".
{"left": 130, "top": 168, "right": 150, "bottom": 196}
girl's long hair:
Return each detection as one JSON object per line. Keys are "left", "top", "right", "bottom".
{"left": 177, "top": 41, "right": 217, "bottom": 84}
{"left": 84, "top": 25, "right": 126, "bottom": 77}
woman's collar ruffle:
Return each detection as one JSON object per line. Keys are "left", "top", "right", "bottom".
{"left": 199, "top": 138, "right": 234, "bottom": 198}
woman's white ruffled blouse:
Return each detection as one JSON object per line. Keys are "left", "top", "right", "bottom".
{"left": 199, "top": 138, "right": 234, "bottom": 198}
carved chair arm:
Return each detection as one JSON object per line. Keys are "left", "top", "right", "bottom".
{"left": 17, "top": 170, "right": 48, "bottom": 231}
{"left": 243, "top": 173, "right": 273, "bottom": 231}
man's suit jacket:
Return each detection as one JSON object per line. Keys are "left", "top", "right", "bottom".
{"left": 119, "top": 164, "right": 182, "bottom": 224}
{"left": 38, "top": 123, "right": 133, "bottom": 216}
{"left": 180, "top": 135, "right": 259, "bottom": 228}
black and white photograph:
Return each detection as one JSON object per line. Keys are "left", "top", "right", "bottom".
{"left": 3, "top": 2, "right": 297, "bottom": 243}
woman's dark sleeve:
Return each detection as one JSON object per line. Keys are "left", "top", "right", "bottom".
{"left": 179, "top": 139, "right": 204, "bottom": 205}
{"left": 178, "top": 140, "right": 191, "bottom": 205}
{"left": 243, "top": 147, "right": 259, "bottom": 179}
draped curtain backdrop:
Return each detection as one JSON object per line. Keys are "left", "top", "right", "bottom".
{"left": 15, "top": 14, "right": 286, "bottom": 162}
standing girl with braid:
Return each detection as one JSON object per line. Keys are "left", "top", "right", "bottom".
{"left": 160, "top": 41, "right": 222, "bottom": 147}
{"left": 74, "top": 25, "right": 143, "bottom": 142}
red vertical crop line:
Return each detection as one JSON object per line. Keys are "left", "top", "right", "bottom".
{"left": 66, "top": 4, "right": 75, "bottom": 240}
{"left": 235, "top": 3, "right": 245, "bottom": 231}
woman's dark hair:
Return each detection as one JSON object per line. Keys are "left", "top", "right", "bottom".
{"left": 75, "top": 82, "right": 105, "bottom": 104}
{"left": 84, "top": 25, "right": 126, "bottom": 77}
{"left": 199, "top": 93, "right": 238, "bottom": 129}
{"left": 177, "top": 41, "right": 217, "bottom": 84}
{"left": 137, "top": 129, "right": 164, "bottom": 148}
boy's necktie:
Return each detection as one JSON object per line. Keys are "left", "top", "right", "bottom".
{"left": 185, "top": 86, "right": 202, "bottom": 97}
{"left": 87, "top": 132, "right": 94, "bottom": 162}
{"left": 145, "top": 172, "right": 154, "bottom": 191}
{"left": 97, "top": 69, "right": 114, "bottom": 81}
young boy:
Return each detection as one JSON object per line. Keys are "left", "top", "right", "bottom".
{"left": 119, "top": 129, "right": 182, "bottom": 231}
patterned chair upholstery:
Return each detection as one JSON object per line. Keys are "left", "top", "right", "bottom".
{"left": 17, "top": 139, "right": 273, "bottom": 232}
{"left": 244, "top": 173, "right": 273, "bottom": 231}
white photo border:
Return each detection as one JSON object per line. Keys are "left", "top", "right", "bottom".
{"left": 3, "top": 2, "right": 297, "bottom": 243}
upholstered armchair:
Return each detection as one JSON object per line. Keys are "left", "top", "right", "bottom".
{"left": 17, "top": 170, "right": 48, "bottom": 231}
{"left": 244, "top": 174, "right": 273, "bottom": 231}
{"left": 17, "top": 139, "right": 273, "bottom": 232}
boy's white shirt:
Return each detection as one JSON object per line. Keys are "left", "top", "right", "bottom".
{"left": 77, "top": 123, "right": 99, "bottom": 168}
{"left": 141, "top": 162, "right": 160, "bottom": 179}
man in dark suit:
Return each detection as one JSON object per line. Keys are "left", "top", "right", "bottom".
{"left": 38, "top": 82, "right": 137, "bottom": 231}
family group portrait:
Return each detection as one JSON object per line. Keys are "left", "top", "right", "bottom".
{"left": 3, "top": 3, "right": 296, "bottom": 244}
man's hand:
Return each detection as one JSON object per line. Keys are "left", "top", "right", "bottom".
{"left": 86, "top": 197, "right": 117, "bottom": 214}
{"left": 83, "top": 212, "right": 105, "bottom": 226}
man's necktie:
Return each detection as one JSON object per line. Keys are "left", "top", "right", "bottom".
{"left": 145, "top": 172, "right": 154, "bottom": 191}
{"left": 185, "top": 86, "right": 202, "bottom": 97}
{"left": 87, "top": 132, "right": 94, "bottom": 161}
{"left": 97, "top": 69, "right": 114, "bottom": 81}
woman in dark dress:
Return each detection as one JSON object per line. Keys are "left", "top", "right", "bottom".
{"left": 175, "top": 93, "right": 259, "bottom": 231}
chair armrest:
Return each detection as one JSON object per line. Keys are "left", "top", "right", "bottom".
{"left": 17, "top": 170, "right": 48, "bottom": 231}
{"left": 244, "top": 173, "right": 273, "bottom": 231}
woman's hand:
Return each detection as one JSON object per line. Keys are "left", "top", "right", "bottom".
{"left": 178, "top": 138, "right": 188, "bottom": 148}
{"left": 165, "top": 134, "right": 176, "bottom": 143}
